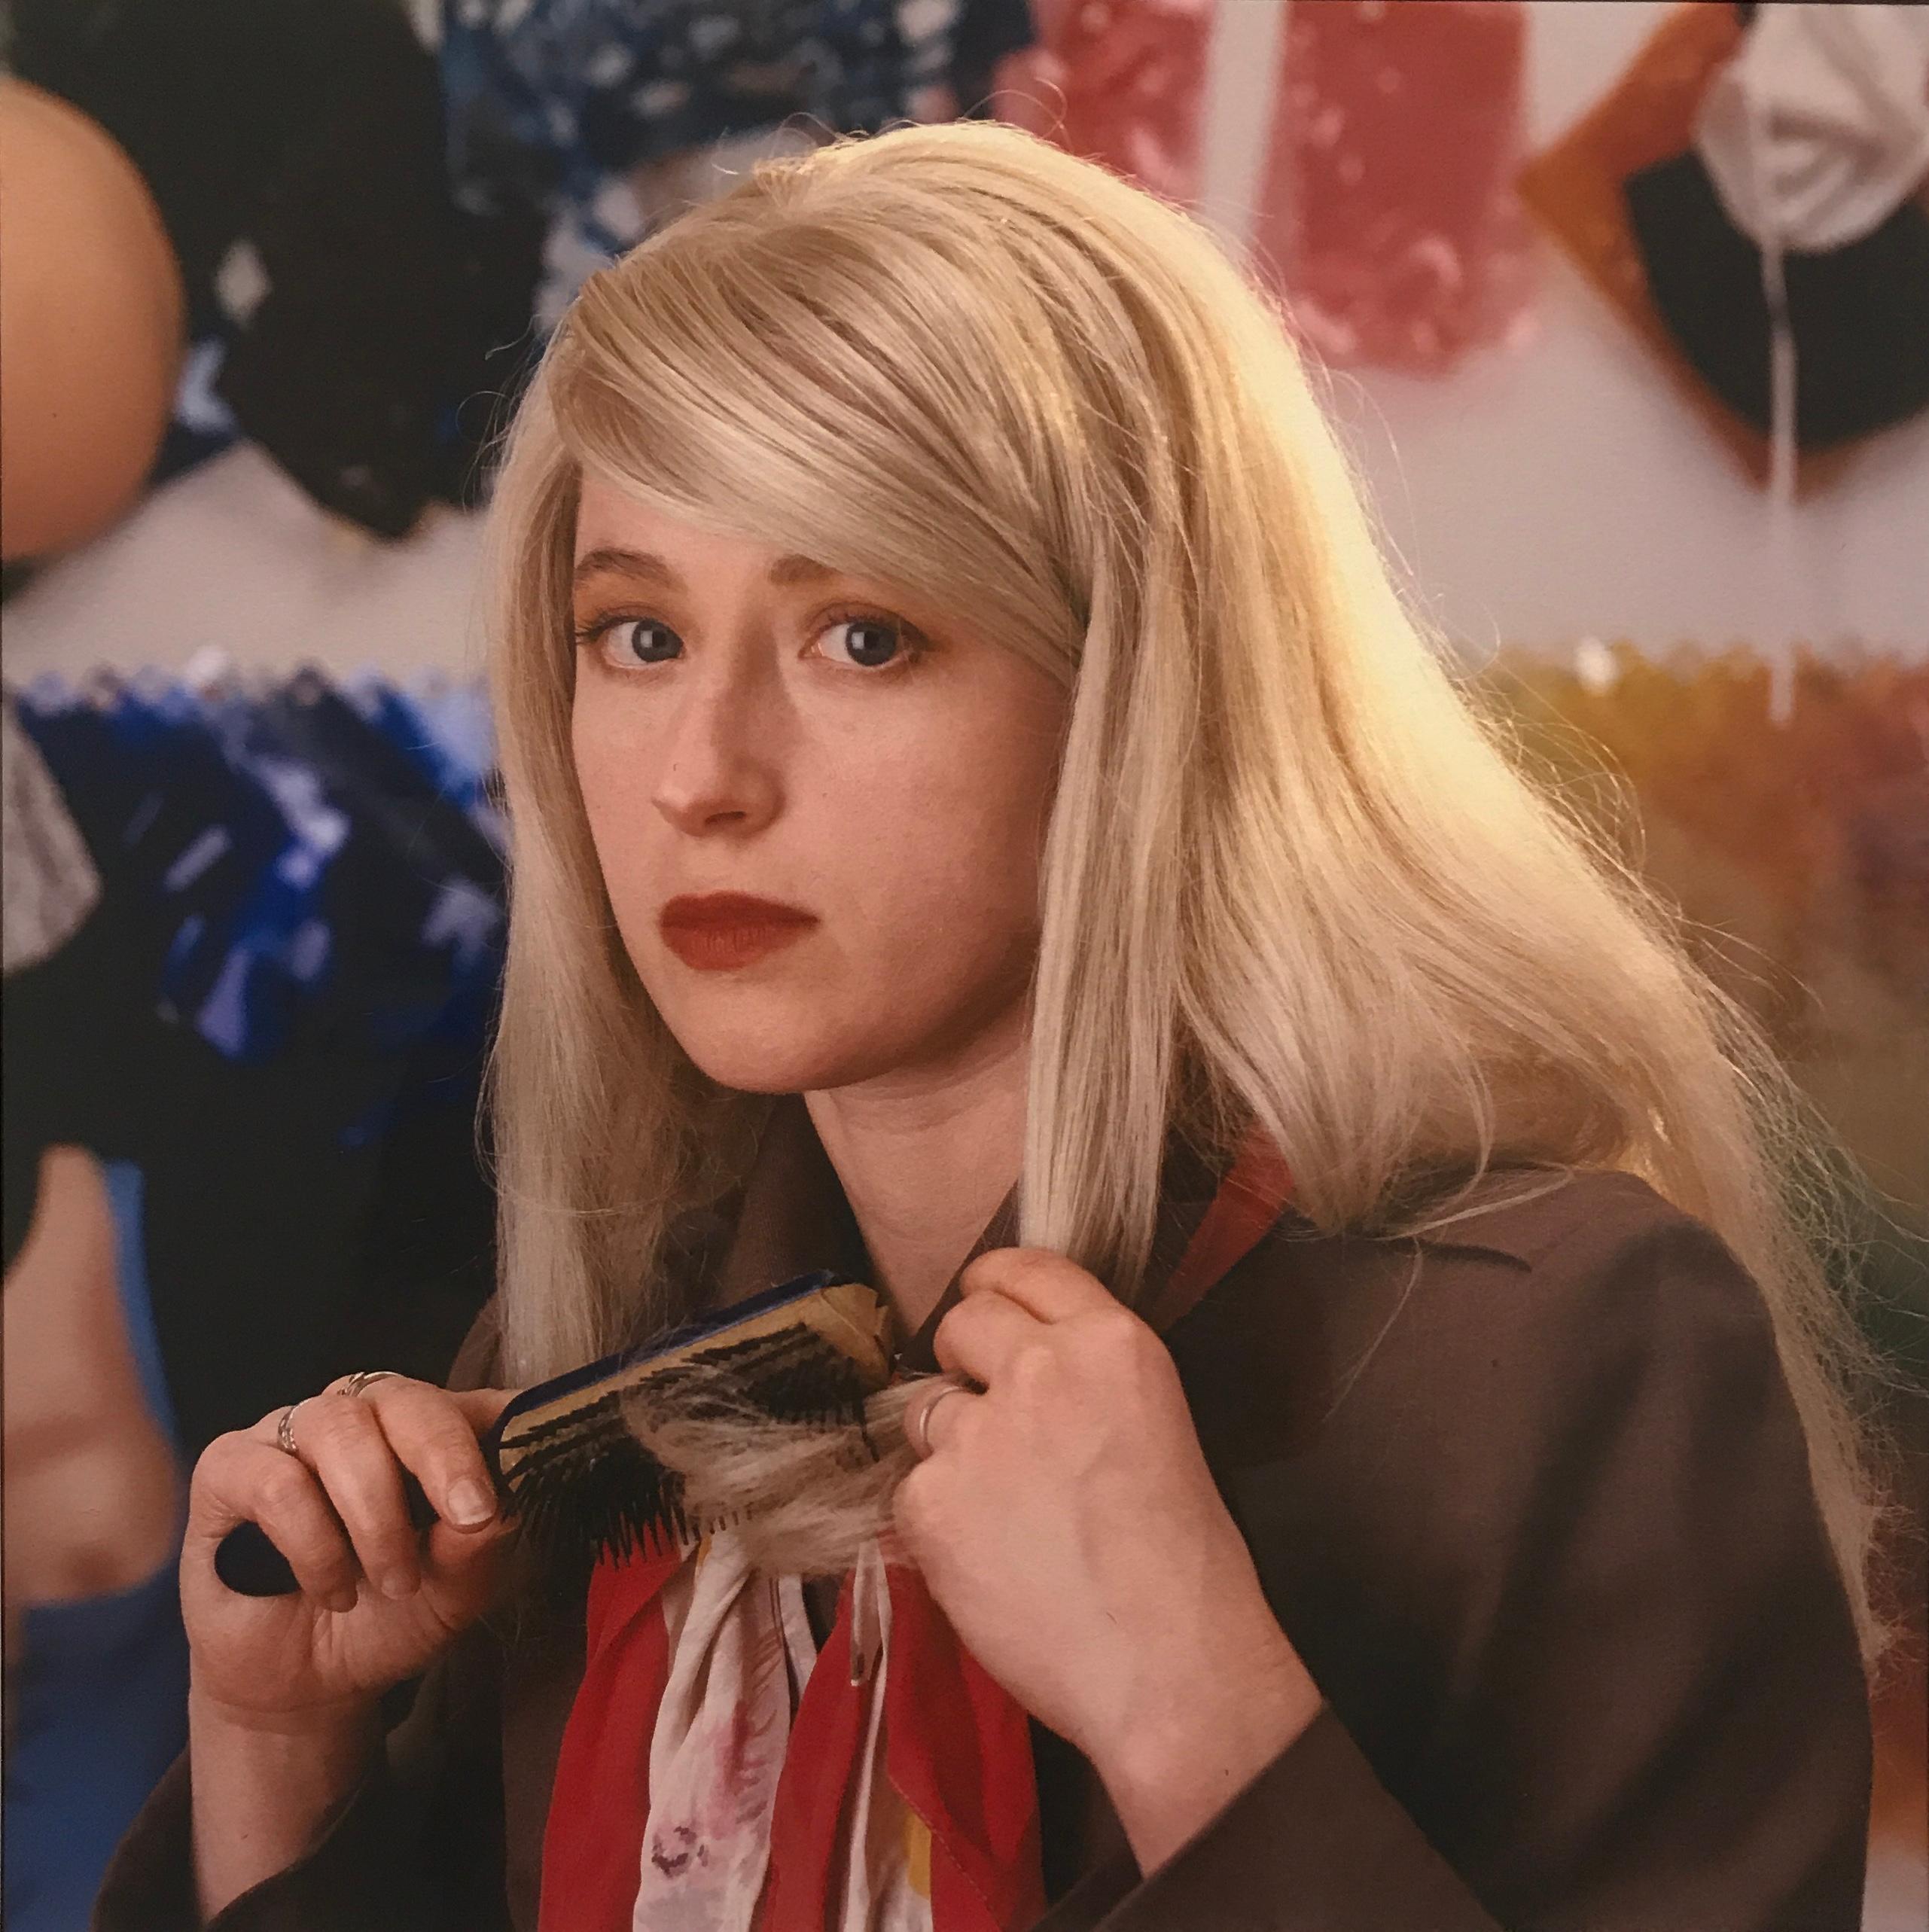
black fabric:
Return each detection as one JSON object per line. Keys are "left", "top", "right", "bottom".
{"left": 1, "top": 890, "right": 497, "bottom": 1459}
{"left": 1624, "top": 146, "right": 1929, "bottom": 449}
{"left": 2, "top": 900, "right": 156, "bottom": 1277}
{"left": 148, "top": 1037, "right": 495, "bottom": 1461}
{"left": 952, "top": 0, "right": 1040, "bottom": 117}
{"left": 10, "top": 0, "right": 545, "bottom": 538}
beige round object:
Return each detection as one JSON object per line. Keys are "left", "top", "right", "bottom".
{"left": 0, "top": 78, "right": 185, "bottom": 562}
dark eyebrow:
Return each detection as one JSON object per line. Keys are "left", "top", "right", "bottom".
{"left": 571, "top": 547, "right": 839, "bottom": 591}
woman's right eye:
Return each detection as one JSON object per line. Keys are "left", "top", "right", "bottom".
{"left": 590, "top": 619, "right": 682, "bottom": 667}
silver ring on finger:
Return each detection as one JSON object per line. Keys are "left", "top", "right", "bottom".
{"left": 340, "top": 1369, "right": 407, "bottom": 1400}
{"left": 911, "top": 1381, "right": 972, "bottom": 1461}
{"left": 276, "top": 1400, "right": 303, "bottom": 1457}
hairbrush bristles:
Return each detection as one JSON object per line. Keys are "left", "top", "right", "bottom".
{"left": 483, "top": 1272, "right": 895, "bottom": 1583}
{"left": 632, "top": 1326, "right": 878, "bottom": 1434}
{"left": 493, "top": 1388, "right": 692, "bottom": 1568}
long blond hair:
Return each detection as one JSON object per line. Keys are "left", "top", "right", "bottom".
{"left": 482, "top": 119, "right": 1897, "bottom": 1661}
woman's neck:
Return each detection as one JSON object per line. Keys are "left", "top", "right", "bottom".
{"left": 804, "top": 1004, "right": 1029, "bottom": 1338}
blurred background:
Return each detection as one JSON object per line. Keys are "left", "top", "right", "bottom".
{"left": 1, "top": 3, "right": 1923, "bottom": 1927}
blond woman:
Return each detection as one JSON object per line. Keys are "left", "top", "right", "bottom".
{"left": 100, "top": 120, "right": 1883, "bottom": 1932}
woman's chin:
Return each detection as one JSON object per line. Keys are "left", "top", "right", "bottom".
{"left": 669, "top": 1017, "right": 925, "bottom": 1099}
{"left": 669, "top": 1025, "right": 862, "bottom": 1098}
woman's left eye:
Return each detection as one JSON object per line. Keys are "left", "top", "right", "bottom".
{"left": 814, "top": 611, "right": 919, "bottom": 672}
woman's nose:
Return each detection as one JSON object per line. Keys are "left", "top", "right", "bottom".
{"left": 649, "top": 671, "right": 783, "bottom": 837}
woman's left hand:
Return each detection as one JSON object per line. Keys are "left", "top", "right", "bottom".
{"left": 894, "top": 1248, "right": 1324, "bottom": 1871}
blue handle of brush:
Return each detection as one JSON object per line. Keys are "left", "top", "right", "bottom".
{"left": 213, "top": 1469, "right": 443, "bottom": 1598}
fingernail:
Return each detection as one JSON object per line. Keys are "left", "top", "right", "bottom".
{"left": 378, "top": 1568, "right": 418, "bottom": 1601}
{"left": 327, "top": 1585, "right": 359, "bottom": 1614}
{"left": 448, "top": 1479, "right": 495, "bottom": 1527}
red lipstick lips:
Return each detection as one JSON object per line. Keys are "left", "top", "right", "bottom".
{"left": 658, "top": 893, "right": 818, "bottom": 971}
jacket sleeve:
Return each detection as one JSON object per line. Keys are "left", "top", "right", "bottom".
{"left": 1048, "top": 1193, "right": 1873, "bottom": 1932}
{"left": 91, "top": 1627, "right": 510, "bottom": 1932}
{"left": 92, "top": 1305, "right": 515, "bottom": 1931}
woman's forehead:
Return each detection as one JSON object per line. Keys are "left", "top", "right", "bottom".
{"left": 571, "top": 477, "right": 825, "bottom": 582}
{"left": 572, "top": 476, "right": 713, "bottom": 559}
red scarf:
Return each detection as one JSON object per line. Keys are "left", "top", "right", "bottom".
{"left": 539, "top": 1129, "right": 1292, "bottom": 1931}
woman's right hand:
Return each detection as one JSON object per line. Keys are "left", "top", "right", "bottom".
{"left": 180, "top": 1376, "right": 518, "bottom": 1729}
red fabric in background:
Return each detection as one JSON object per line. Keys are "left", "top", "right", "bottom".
{"left": 990, "top": 0, "right": 1214, "bottom": 209}
{"left": 1256, "top": 0, "right": 1536, "bottom": 373}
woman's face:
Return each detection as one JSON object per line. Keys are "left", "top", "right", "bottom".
{"left": 569, "top": 476, "right": 1068, "bottom": 1094}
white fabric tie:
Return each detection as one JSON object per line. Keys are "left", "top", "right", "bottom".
{"left": 633, "top": 1531, "right": 932, "bottom": 1931}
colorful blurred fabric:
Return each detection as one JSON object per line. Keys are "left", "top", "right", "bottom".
{"left": 990, "top": 0, "right": 1214, "bottom": 212}
{"left": 1254, "top": 0, "right": 1537, "bottom": 373}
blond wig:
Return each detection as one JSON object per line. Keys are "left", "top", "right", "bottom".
{"left": 481, "top": 120, "right": 1897, "bottom": 1661}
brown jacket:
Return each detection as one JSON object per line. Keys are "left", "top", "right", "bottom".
{"left": 96, "top": 1098, "right": 1872, "bottom": 1929}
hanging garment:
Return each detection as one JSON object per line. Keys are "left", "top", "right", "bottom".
{"left": 1514, "top": 0, "right": 1924, "bottom": 499}
{"left": 1624, "top": 148, "right": 1929, "bottom": 450}
{"left": 0, "top": 879, "right": 496, "bottom": 1471}
{"left": 1252, "top": 0, "right": 1537, "bottom": 374}
{"left": 8, "top": 0, "right": 546, "bottom": 538}
{"left": 443, "top": 0, "right": 1032, "bottom": 323}
{"left": 991, "top": 0, "right": 1214, "bottom": 212}
{"left": 2, "top": 695, "right": 101, "bottom": 977}
{"left": 14, "top": 678, "right": 297, "bottom": 1050}
{"left": 1696, "top": 2, "right": 1929, "bottom": 257}
{"left": 17, "top": 678, "right": 333, "bottom": 1067}
{"left": 5, "top": 672, "right": 503, "bottom": 1460}
{"left": 13, "top": 675, "right": 507, "bottom": 1077}
{"left": 1623, "top": 3, "right": 1929, "bottom": 453}
{"left": 251, "top": 679, "right": 507, "bottom": 1114}
{"left": 340, "top": 671, "right": 507, "bottom": 850}
{"left": 538, "top": 1127, "right": 1296, "bottom": 1932}
{"left": 2, "top": 892, "right": 156, "bottom": 1281}
{"left": 2, "top": 1163, "right": 192, "bottom": 1932}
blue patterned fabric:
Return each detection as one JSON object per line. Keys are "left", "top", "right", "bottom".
{"left": 443, "top": 0, "right": 1030, "bottom": 318}
{"left": 445, "top": 0, "right": 931, "bottom": 188}
{"left": 10, "top": 675, "right": 506, "bottom": 1112}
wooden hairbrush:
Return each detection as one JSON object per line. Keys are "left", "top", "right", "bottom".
{"left": 212, "top": 1271, "right": 896, "bottom": 1598}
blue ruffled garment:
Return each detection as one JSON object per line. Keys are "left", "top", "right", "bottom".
{"left": 10, "top": 675, "right": 507, "bottom": 1147}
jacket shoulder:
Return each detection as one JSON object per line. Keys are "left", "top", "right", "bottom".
{"left": 1393, "top": 1166, "right": 1781, "bottom": 1383}
{"left": 1177, "top": 1164, "right": 1786, "bottom": 1486}
{"left": 1215, "top": 1165, "right": 1759, "bottom": 1350}
{"left": 1402, "top": 1164, "right": 1700, "bottom": 1269}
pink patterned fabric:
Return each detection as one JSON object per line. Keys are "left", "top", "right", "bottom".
{"left": 990, "top": 0, "right": 1214, "bottom": 209}
{"left": 1255, "top": 0, "right": 1536, "bottom": 373}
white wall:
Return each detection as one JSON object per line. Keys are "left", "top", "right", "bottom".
{"left": 4, "top": 0, "right": 1923, "bottom": 684}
